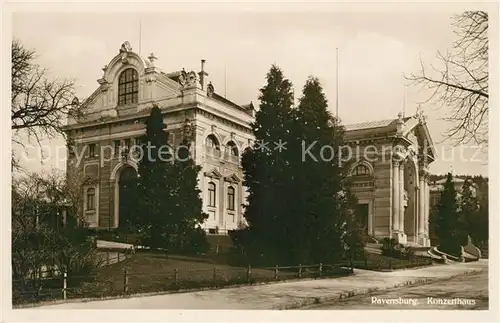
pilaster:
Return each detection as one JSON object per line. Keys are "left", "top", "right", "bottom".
{"left": 398, "top": 162, "right": 407, "bottom": 244}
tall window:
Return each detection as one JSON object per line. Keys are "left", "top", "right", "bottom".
{"left": 208, "top": 182, "right": 216, "bottom": 207}
{"left": 118, "top": 68, "right": 138, "bottom": 105}
{"left": 227, "top": 186, "right": 235, "bottom": 210}
{"left": 86, "top": 188, "right": 96, "bottom": 211}
{"left": 124, "top": 138, "right": 131, "bottom": 150}
{"left": 114, "top": 140, "right": 121, "bottom": 156}
{"left": 353, "top": 164, "right": 370, "bottom": 176}
{"left": 205, "top": 135, "right": 220, "bottom": 150}
{"left": 88, "top": 143, "right": 96, "bottom": 157}
{"left": 226, "top": 141, "right": 239, "bottom": 157}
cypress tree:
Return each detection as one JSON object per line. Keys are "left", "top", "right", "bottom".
{"left": 135, "top": 104, "right": 173, "bottom": 248}
{"left": 458, "top": 178, "right": 478, "bottom": 245}
{"left": 292, "top": 76, "right": 362, "bottom": 264}
{"left": 430, "top": 172, "right": 461, "bottom": 257}
{"left": 168, "top": 138, "right": 209, "bottom": 254}
{"left": 241, "top": 65, "right": 295, "bottom": 264}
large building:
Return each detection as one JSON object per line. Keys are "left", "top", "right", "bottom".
{"left": 429, "top": 177, "right": 478, "bottom": 210}
{"left": 344, "top": 115, "right": 436, "bottom": 247}
{"left": 65, "top": 41, "right": 436, "bottom": 246}
{"left": 65, "top": 41, "right": 254, "bottom": 235}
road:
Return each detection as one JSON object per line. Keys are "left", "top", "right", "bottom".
{"left": 305, "top": 268, "right": 488, "bottom": 310}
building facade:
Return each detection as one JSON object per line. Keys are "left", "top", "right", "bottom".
{"left": 65, "top": 41, "right": 436, "bottom": 246}
{"left": 64, "top": 42, "right": 254, "bottom": 234}
{"left": 429, "top": 178, "right": 478, "bottom": 210}
{"left": 344, "top": 113, "right": 436, "bottom": 247}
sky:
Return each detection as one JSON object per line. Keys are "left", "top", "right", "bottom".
{"left": 10, "top": 3, "right": 491, "bottom": 176}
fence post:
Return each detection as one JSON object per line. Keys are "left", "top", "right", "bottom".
{"left": 174, "top": 268, "right": 179, "bottom": 284}
{"left": 319, "top": 263, "right": 323, "bottom": 277}
{"left": 212, "top": 267, "right": 217, "bottom": 286}
{"left": 63, "top": 272, "right": 67, "bottom": 300}
{"left": 274, "top": 265, "right": 279, "bottom": 280}
{"left": 123, "top": 268, "right": 129, "bottom": 294}
{"left": 389, "top": 259, "right": 392, "bottom": 270}
{"left": 298, "top": 264, "right": 302, "bottom": 279}
{"left": 246, "top": 265, "right": 251, "bottom": 283}
{"left": 118, "top": 252, "right": 120, "bottom": 263}
{"left": 107, "top": 251, "right": 110, "bottom": 265}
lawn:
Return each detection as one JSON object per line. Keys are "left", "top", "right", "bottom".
{"left": 67, "top": 251, "right": 350, "bottom": 300}
{"left": 351, "top": 252, "right": 434, "bottom": 271}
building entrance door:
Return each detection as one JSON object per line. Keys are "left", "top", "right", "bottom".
{"left": 118, "top": 166, "right": 138, "bottom": 230}
{"left": 356, "top": 203, "right": 369, "bottom": 235}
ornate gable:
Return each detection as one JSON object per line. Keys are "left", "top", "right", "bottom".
{"left": 224, "top": 173, "right": 241, "bottom": 184}
{"left": 204, "top": 168, "right": 222, "bottom": 179}
{"left": 402, "top": 115, "right": 436, "bottom": 162}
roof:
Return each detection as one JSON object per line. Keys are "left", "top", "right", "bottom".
{"left": 345, "top": 117, "right": 411, "bottom": 135}
{"left": 434, "top": 178, "right": 466, "bottom": 185}
{"left": 344, "top": 119, "right": 396, "bottom": 132}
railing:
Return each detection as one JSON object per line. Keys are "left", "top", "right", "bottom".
{"left": 205, "top": 146, "right": 221, "bottom": 159}
{"left": 223, "top": 153, "right": 240, "bottom": 164}
{"left": 12, "top": 261, "right": 352, "bottom": 306}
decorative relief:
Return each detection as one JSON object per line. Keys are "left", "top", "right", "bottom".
{"left": 204, "top": 168, "right": 222, "bottom": 179}
{"left": 182, "top": 118, "right": 195, "bottom": 141}
{"left": 224, "top": 174, "right": 241, "bottom": 184}
{"left": 147, "top": 53, "right": 157, "bottom": 65}
{"left": 352, "top": 181, "right": 374, "bottom": 188}
{"left": 178, "top": 68, "right": 199, "bottom": 89}
{"left": 119, "top": 41, "right": 133, "bottom": 64}
{"left": 207, "top": 81, "right": 215, "bottom": 97}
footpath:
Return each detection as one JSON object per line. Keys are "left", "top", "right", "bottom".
{"left": 39, "top": 259, "right": 487, "bottom": 310}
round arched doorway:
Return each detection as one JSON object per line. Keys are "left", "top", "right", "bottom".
{"left": 118, "top": 166, "right": 138, "bottom": 230}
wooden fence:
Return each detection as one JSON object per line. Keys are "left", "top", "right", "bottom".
{"left": 13, "top": 262, "right": 353, "bottom": 306}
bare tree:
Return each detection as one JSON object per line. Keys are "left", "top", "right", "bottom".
{"left": 11, "top": 39, "right": 82, "bottom": 167}
{"left": 12, "top": 170, "right": 99, "bottom": 304}
{"left": 406, "top": 11, "right": 488, "bottom": 146}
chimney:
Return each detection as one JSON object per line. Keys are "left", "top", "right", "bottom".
{"left": 198, "top": 59, "right": 208, "bottom": 90}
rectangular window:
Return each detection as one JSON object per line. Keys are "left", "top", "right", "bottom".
{"left": 86, "top": 188, "right": 96, "bottom": 211}
{"left": 88, "top": 144, "right": 96, "bottom": 157}
{"left": 227, "top": 187, "right": 235, "bottom": 210}
{"left": 208, "top": 182, "right": 216, "bottom": 207}
{"left": 114, "top": 140, "right": 120, "bottom": 156}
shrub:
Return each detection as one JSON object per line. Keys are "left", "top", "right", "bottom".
{"left": 181, "top": 227, "right": 210, "bottom": 255}
{"left": 439, "top": 240, "right": 462, "bottom": 258}
{"left": 380, "top": 238, "right": 416, "bottom": 259}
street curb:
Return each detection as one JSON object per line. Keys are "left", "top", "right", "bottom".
{"left": 278, "top": 267, "right": 483, "bottom": 310}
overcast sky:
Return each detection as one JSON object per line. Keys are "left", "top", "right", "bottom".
{"left": 11, "top": 3, "right": 490, "bottom": 176}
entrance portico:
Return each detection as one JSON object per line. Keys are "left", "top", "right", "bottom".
{"left": 345, "top": 110, "right": 436, "bottom": 247}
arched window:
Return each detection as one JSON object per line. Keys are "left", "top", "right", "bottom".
{"left": 118, "top": 68, "right": 139, "bottom": 105}
{"left": 227, "top": 186, "right": 235, "bottom": 210}
{"left": 353, "top": 164, "right": 370, "bottom": 176}
{"left": 208, "top": 182, "right": 216, "bottom": 207}
{"left": 205, "top": 135, "right": 220, "bottom": 150}
{"left": 226, "top": 141, "right": 239, "bottom": 157}
{"left": 86, "top": 187, "right": 96, "bottom": 210}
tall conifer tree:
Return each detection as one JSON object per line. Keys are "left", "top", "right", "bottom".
{"left": 168, "top": 138, "right": 209, "bottom": 253}
{"left": 241, "top": 65, "right": 295, "bottom": 263}
{"left": 135, "top": 104, "right": 173, "bottom": 248}
{"left": 429, "top": 172, "right": 461, "bottom": 256}
{"left": 291, "top": 77, "right": 362, "bottom": 264}
{"left": 458, "top": 178, "right": 478, "bottom": 244}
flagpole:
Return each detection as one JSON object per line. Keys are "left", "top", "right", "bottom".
{"left": 403, "top": 83, "right": 406, "bottom": 117}
{"left": 336, "top": 47, "right": 339, "bottom": 120}
{"left": 224, "top": 63, "right": 227, "bottom": 98}
{"left": 139, "top": 16, "right": 142, "bottom": 55}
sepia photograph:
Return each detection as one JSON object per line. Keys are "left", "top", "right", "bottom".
{"left": 3, "top": 1, "right": 497, "bottom": 321}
